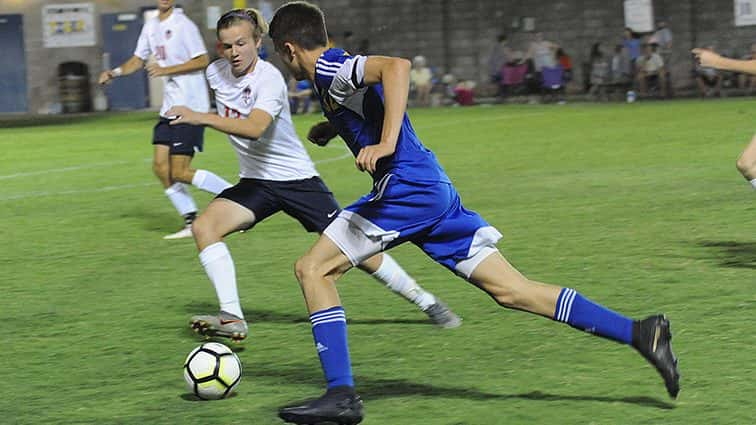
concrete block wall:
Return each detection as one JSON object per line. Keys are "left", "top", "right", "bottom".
{"left": 4, "top": 0, "right": 756, "bottom": 113}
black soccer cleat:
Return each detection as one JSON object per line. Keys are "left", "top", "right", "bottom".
{"left": 632, "top": 314, "right": 680, "bottom": 399}
{"left": 278, "top": 386, "right": 363, "bottom": 425}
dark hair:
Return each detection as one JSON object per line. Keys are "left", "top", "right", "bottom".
{"left": 216, "top": 8, "right": 268, "bottom": 40}
{"left": 269, "top": 1, "right": 329, "bottom": 51}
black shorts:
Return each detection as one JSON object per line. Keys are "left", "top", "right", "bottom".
{"left": 218, "top": 176, "right": 340, "bottom": 232}
{"left": 153, "top": 118, "right": 204, "bottom": 156}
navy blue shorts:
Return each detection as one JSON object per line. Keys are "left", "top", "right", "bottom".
{"left": 153, "top": 118, "right": 204, "bottom": 156}
{"left": 217, "top": 177, "right": 340, "bottom": 232}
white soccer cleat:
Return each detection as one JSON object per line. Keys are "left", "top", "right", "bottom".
{"left": 163, "top": 225, "right": 193, "bottom": 240}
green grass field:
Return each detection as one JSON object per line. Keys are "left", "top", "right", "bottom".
{"left": 2, "top": 101, "right": 756, "bottom": 424}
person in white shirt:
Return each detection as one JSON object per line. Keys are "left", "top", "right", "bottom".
{"left": 98, "top": 0, "right": 232, "bottom": 240}
{"left": 166, "top": 8, "right": 461, "bottom": 341}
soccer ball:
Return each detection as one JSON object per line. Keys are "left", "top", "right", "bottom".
{"left": 183, "top": 342, "right": 242, "bottom": 400}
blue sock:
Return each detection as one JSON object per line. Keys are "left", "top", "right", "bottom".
{"left": 310, "top": 306, "right": 354, "bottom": 388}
{"left": 553, "top": 288, "right": 633, "bottom": 344}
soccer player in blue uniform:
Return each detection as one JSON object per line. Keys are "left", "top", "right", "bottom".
{"left": 269, "top": 3, "right": 680, "bottom": 423}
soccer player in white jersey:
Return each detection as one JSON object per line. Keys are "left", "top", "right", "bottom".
{"left": 98, "top": 0, "right": 232, "bottom": 239}
{"left": 269, "top": 3, "right": 680, "bottom": 423}
{"left": 164, "top": 8, "right": 461, "bottom": 341}
{"left": 693, "top": 47, "right": 756, "bottom": 191}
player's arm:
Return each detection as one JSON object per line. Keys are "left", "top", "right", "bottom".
{"left": 166, "top": 106, "right": 273, "bottom": 140}
{"left": 146, "top": 54, "right": 210, "bottom": 77}
{"left": 354, "top": 56, "right": 411, "bottom": 173}
{"left": 98, "top": 55, "right": 144, "bottom": 85}
{"left": 692, "top": 48, "right": 756, "bottom": 75}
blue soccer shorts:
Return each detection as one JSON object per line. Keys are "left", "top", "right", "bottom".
{"left": 322, "top": 174, "right": 502, "bottom": 278}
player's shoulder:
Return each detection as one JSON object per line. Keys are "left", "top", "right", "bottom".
{"left": 173, "top": 9, "right": 197, "bottom": 26}
{"left": 255, "top": 60, "right": 286, "bottom": 86}
{"left": 206, "top": 59, "right": 230, "bottom": 86}
{"left": 315, "top": 49, "right": 351, "bottom": 87}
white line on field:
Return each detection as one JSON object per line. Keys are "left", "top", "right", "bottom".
{"left": 0, "top": 147, "right": 353, "bottom": 202}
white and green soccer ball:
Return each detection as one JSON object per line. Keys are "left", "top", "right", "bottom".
{"left": 183, "top": 342, "right": 242, "bottom": 400}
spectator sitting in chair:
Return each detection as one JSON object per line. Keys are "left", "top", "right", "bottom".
{"left": 410, "top": 55, "right": 433, "bottom": 107}
{"left": 288, "top": 77, "right": 313, "bottom": 114}
{"left": 611, "top": 44, "right": 632, "bottom": 84}
{"left": 695, "top": 46, "right": 722, "bottom": 98}
{"left": 588, "top": 49, "right": 610, "bottom": 99}
{"left": 636, "top": 43, "right": 667, "bottom": 97}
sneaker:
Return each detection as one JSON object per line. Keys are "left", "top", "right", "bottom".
{"left": 163, "top": 225, "right": 193, "bottom": 240}
{"left": 632, "top": 314, "right": 680, "bottom": 399}
{"left": 190, "top": 311, "right": 248, "bottom": 342}
{"left": 423, "top": 301, "right": 462, "bottom": 329}
{"left": 279, "top": 386, "right": 363, "bottom": 425}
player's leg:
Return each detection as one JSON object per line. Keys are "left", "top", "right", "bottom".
{"left": 191, "top": 180, "right": 280, "bottom": 341}
{"left": 466, "top": 250, "right": 679, "bottom": 398}
{"left": 153, "top": 118, "right": 200, "bottom": 238}
{"left": 277, "top": 176, "right": 460, "bottom": 327}
{"left": 155, "top": 146, "right": 198, "bottom": 238}
{"left": 735, "top": 134, "right": 756, "bottom": 185}
{"left": 168, "top": 123, "right": 232, "bottom": 195}
{"left": 280, "top": 227, "right": 367, "bottom": 424}
{"left": 356, "top": 253, "right": 461, "bottom": 328}
{"left": 190, "top": 198, "right": 255, "bottom": 341}
{"left": 169, "top": 154, "right": 232, "bottom": 195}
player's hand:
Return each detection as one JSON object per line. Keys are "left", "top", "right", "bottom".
{"left": 166, "top": 106, "right": 199, "bottom": 125}
{"left": 355, "top": 144, "right": 394, "bottom": 174}
{"left": 98, "top": 70, "right": 114, "bottom": 85}
{"left": 146, "top": 63, "right": 166, "bottom": 77}
{"left": 307, "top": 121, "right": 339, "bottom": 146}
{"left": 692, "top": 48, "right": 722, "bottom": 68}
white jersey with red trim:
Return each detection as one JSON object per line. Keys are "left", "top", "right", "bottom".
{"left": 134, "top": 9, "right": 209, "bottom": 117}
{"left": 205, "top": 59, "right": 319, "bottom": 181}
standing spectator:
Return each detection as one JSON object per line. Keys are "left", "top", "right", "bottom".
{"left": 526, "top": 32, "right": 558, "bottom": 73}
{"left": 653, "top": 20, "right": 673, "bottom": 64}
{"left": 557, "top": 48, "right": 573, "bottom": 83}
{"left": 623, "top": 28, "right": 642, "bottom": 63}
{"left": 410, "top": 55, "right": 433, "bottom": 107}
{"left": 636, "top": 43, "right": 667, "bottom": 97}
{"left": 488, "top": 34, "right": 512, "bottom": 85}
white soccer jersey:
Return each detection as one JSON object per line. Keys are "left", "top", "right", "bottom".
{"left": 134, "top": 9, "right": 210, "bottom": 117}
{"left": 205, "top": 59, "right": 319, "bottom": 181}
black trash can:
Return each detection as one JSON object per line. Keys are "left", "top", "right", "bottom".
{"left": 58, "top": 62, "right": 91, "bottom": 113}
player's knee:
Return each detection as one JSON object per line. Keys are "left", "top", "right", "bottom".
{"left": 170, "top": 168, "right": 193, "bottom": 184}
{"left": 152, "top": 161, "right": 169, "bottom": 179}
{"left": 736, "top": 154, "right": 752, "bottom": 174}
{"left": 191, "top": 215, "right": 214, "bottom": 240}
{"left": 488, "top": 280, "right": 528, "bottom": 309}
{"left": 294, "top": 255, "right": 319, "bottom": 284}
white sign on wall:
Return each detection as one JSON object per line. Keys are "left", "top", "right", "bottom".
{"left": 735, "top": 0, "right": 756, "bottom": 26}
{"left": 624, "top": 0, "right": 654, "bottom": 33}
{"left": 43, "top": 3, "right": 96, "bottom": 48}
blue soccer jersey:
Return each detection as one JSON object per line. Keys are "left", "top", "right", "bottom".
{"left": 314, "top": 49, "right": 502, "bottom": 278}
{"left": 313, "top": 49, "right": 451, "bottom": 185}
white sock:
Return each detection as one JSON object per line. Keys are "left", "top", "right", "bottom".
{"left": 199, "top": 242, "right": 244, "bottom": 319}
{"left": 192, "top": 169, "right": 233, "bottom": 195}
{"left": 750, "top": 178, "right": 756, "bottom": 190}
{"left": 164, "top": 183, "right": 197, "bottom": 217}
{"left": 371, "top": 253, "right": 436, "bottom": 310}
